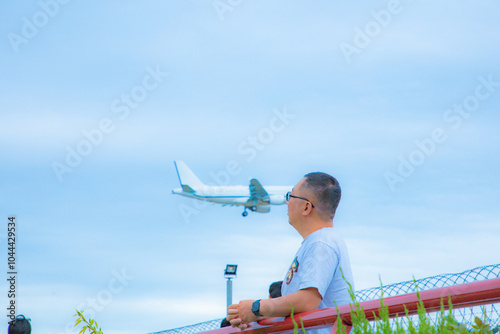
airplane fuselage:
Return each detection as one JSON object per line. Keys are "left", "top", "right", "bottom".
{"left": 172, "top": 185, "right": 291, "bottom": 206}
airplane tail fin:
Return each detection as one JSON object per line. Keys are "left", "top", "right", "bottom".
{"left": 174, "top": 161, "right": 205, "bottom": 193}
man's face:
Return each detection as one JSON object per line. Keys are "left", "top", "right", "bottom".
{"left": 287, "top": 178, "right": 307, "bottom": 227}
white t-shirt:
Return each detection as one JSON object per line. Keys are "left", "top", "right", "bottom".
{"left": 281, "top": 227, "right": 354, "bottom": 334}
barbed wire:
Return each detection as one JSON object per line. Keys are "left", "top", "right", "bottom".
{"left": 148, "top": 263, "right": 500, "bottom": 334}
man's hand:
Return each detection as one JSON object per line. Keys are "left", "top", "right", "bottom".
{"left": 227, "top": 288, "right": 322, "bottom": 330}
{"left": 227, "top": 307, "right": 244, "bottom": 329}
{"left": 227, "top": 300, "right": 258, "bottom": 329}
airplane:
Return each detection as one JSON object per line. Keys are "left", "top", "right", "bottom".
{"left": 172, "top": 161, "right": 292, "bottom": 216}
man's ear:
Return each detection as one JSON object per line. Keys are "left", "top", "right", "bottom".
{"left": 301, "top": 202, "right": 313, "bottom": 216}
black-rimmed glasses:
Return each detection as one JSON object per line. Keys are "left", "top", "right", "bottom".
{"left": 285, "top": 191, "right": 315, "bottom": 208}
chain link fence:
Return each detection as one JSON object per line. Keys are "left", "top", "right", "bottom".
{"left": 149, "top": 263, "right": 500, "bottom": 334}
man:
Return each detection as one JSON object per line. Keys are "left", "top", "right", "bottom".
{"left": 227, "top": 172, "right": 354, "bottom": 333}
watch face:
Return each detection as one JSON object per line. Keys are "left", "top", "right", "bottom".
{"left": 252, "top": 299, "right": 261, "bottom": 316}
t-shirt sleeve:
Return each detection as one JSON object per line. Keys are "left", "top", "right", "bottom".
{"left": 297, "top": 241, "right": 339, "bottom": 299}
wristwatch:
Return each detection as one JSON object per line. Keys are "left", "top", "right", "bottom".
{"left": 251, "top": 299, "right": 262, "bottom": 317}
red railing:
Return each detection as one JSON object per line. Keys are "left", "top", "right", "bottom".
{"left": 201, "top": 277, "right": 500, "bottom": 334}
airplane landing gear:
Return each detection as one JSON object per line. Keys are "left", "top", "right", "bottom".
{"left": 242, "top": 209, "right": 248, "bottom": 217}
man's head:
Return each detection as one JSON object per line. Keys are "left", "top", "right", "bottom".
{"left": 287, "top": 172, "right": 341, "bottom": 229}
{"left": 268, "top": 281, "right": 283, "bottom": 298}
{"left": 8, "top": 315, "right": 31, "bottom": 334}
{"left": 302, "top": 172, "right": 341, "bottom": 221}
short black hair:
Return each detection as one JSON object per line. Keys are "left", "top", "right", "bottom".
{"left": 8, "top": 315, "right": 31, "bottom": 334}
{"left": 269, "top": 281, "right": 282, "bottom": 298}
{"left": 303, "top": 172, "right": 341, "bottom": 220}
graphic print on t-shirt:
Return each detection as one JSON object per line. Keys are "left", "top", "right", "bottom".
{"left": 286, "top": 257, "right": 299, "bottom": 285}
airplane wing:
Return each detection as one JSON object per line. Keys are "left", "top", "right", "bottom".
{"left": 246, "top": 179, "right": 271, "bottom": 214}
{"left": 249, "top": 179, "right": 269, "bottom": 202}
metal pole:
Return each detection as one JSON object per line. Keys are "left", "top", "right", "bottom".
{"left": 226, "top": 278, "right": 232, "bottom": 309}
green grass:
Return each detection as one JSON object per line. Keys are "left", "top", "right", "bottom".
{"left": 75, "top": 282, "right": 497, "bottom": 334}
{"left": 74, "top": 310, "right": 103, "bottom": 334}
{"left": 292, "top": 279, "right": 496, "bottom": 334}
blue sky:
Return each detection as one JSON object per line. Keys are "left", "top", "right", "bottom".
{"left": 1, "top": 1, "right": 500, "bottom": 334}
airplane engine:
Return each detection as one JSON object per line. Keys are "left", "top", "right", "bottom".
{"left": 255, "top": 204, "right": 270, "bottom": 213}
{"left": 269, "top": 195, "right": 286, "bottom": 205}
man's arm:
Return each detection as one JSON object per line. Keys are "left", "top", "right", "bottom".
{"left": 227, "top": 287, "right": 322, "bottom": 326}
{"left": 261, "top": 287, "right": 322, "bottom": 316}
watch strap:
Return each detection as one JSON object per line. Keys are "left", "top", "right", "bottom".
{"left": 252, "top": 299, "right": 262, "bottom": 317}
